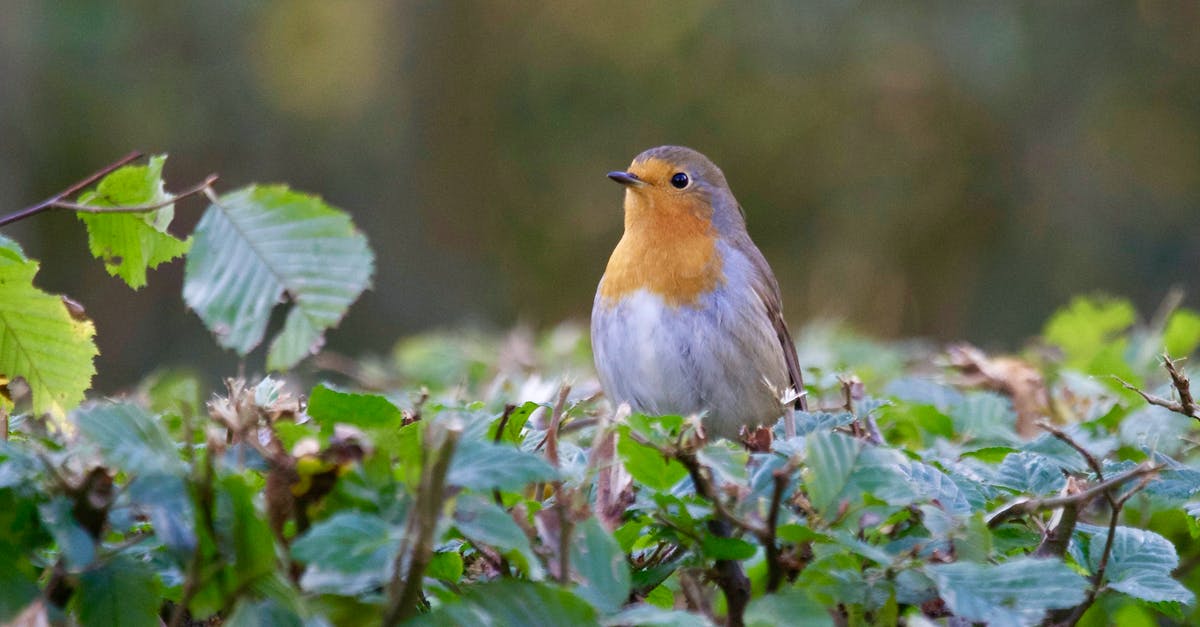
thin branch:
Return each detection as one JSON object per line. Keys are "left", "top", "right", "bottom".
{"left": 986, "top": 463, "right": 1162, "bottom": 528}
{"left": 1036, "top": 420, "right": 1114, "bottom": 508}
{"left": 0, "top": 151, "right": 142, "bottom": 227}
{"left": 383, "top": 425, "right": 461, "bottom": 626}
{"left": 1116, "top": 354, "right": 1199, "bottom": 421}
{"left": 50, "top": 174, "right": 219, "bottom": 214}
{"left": 545, "top": 385, "right": 573, "bottom": 584}
{"left": 764, "top": 463, "right": 792, "bottom": 592}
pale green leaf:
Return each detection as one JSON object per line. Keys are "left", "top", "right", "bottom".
{"left": 927, "top": 557, "right": 1088, "bottom": 627}
{"left": 76, "top": 155, "right": 191, "bottom": 289}
{"left": 292, "top": 511, "right": 396, "bottom": 595}
{"left": 72, "top": 401, "right": 184, "bottom": 477}
{"left": 0, "top": 235, "right": 97, "bottom": 417}
{"left": 183, "top": 185, "right": 374, "bottom": 370}
{"left": 1164, "top": 309, "right": 1200, "bottom": 357}
{"left": 1076, "top": 523, "right": 1194, "bottom": 604}
{"left": 571, "top": 517, "right": 631, "bottom": 613}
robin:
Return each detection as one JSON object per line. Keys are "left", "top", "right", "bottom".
{"left": 591, "top": 145, "right": 807, "bottom": 441}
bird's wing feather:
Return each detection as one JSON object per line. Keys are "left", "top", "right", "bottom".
{"left": 738, "top": 226, "right": 808, "bottom": 411}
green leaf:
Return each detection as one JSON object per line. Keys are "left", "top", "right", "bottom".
{"left": 571, "top": 517, "right": 631, "bottom": 613}
{"left": 745, "top": 587, "right": 834, "bottom": 627}
{"left": 428, "top": 551, "right": 464, "bottom": 583}
{"left": 292, "top": 511, "right": 396, "bottom": 595}
{"left": 0, "top": 556, "right": 39, "bottom": 623}
{"left": 72, "top": 553, "right": 161, "bottom": 627}
{"left": 183, "top": 184, "right": 374, "bottom": 370}
{"left": 307, "top": 384, "right": 404, "bottom": 449}
{"left": 793, "top": 411, "right": 856, "bottom": 436}
{"left": 1164, "top": 308, "right": 1200, "bottom": 357}
{"left": 994, "top": 452, "right": 1066, "bottom": 495}
{"left": 76, "top": 155, "right": 191, "bottom": 289}
{"left": 601, "top": 604, "right": 711, "bottom": 627}
{"left": 803, "top": 431, "right": 861, "bottom": 516}
{"left": 447, "top": 439, "right": 557, "bottom": 492}
{"left": 950, "top": 392, "right": 1020, "bottom": 444}
{"left": 927, "top": 557, "right": 1089, "bottom": 627}
{"left": 215, "top": 474, "right": 277, "bottom": 589}
{"left": 1044, "top": 296, "right": 1135, "bottom": 363}
{"left": 404, "top": 580, "right": 597, "bottom": 626}
{"left": 701, "top": 533, "right": 757, "bottom": 560}
{"left": 617, "top": 428, "right": 687, "bottom": 491}
{"left": 0, "top": 235, "right": 98, "bottom": 417}
{"left": 72, "top": 401, "right": 184, "bottom": 477}
{"left": 453, "top": 495, "right": 545, "bottom": 579}
{"left": 488, "top": 401, "right": 538, "bottom": 444}
{"left": 1076, "top": 523, "right": 1194, "bottom": 604}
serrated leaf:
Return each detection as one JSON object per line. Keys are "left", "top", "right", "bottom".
{"left": 292, "top": 511, "right": 395, "bottom": 595}
{"left": 950, "top": 392, "right": 1020, "bottom": 444}
{"left": 1075, "top": 523, "right": 1194, "bottom": 604}
{"left": 793, "top": 411, "right": 856, "bottom": 436}
{"left": 183, "top": 184, "right": 374, "bottom": 370}
{"left": 927, "top": 557, "right": 1088, "bottom": 627}
{"left": 447, "top": 439, "right": 557, "bottom": 491}
{"left": 72, "top": 553, "right": 161, "bottom": 627}
{"left": 404, "top": 580, "right": 597, "bottom": 626}
{"left": 307, "top": 384, "right": 404, "bottom": 449}
{"left": 0, "top": 235, "right": 97, "bottom": 417}
{"left": 903, "top": 462, "right": 972, "bottom": 515}
{"left": 993, "top": 452, "right": 1066, "bottom": 495}
{"left": 571, "top": 517, "right": 631, "bottom": 613}
{"left": 76, "top": 155, "right": 191, "bottom": 289}
{"left": 72, "top": 401, "right": 184, "bottom": 477}
{"left": 804, "top": 431, "right": 862, "bottom": 515}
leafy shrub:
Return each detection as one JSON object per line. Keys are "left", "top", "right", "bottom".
{"left": 1, "top": 155, "right": 1198, "bottom": 626}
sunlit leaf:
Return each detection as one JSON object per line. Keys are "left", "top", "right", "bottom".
{"left": 0, "top": 235, "right": 98, "bottom": 417}
{"left": 76, "top": 155, "right": 191, "bottom": 289}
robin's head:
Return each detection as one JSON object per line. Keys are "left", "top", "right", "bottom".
{"left": 607, "top": 146, "right": 743, "bottom": 235}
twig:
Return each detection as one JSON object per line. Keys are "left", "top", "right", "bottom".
{"left": 1116, "top": 354, "right": 1199, "bottom": 421}
{"left": 383, "top": 424, "right": 461, "bottom": 626}
{"left": 545, "top": 385, "right": 573, "bottom": 584}
{"left": 1036, "top": 421, "right": 1114, "bottom": 508}
{"left": 986, "top": 463, "right": 1162, "bottom": 528}
{"left": 1055, "top": 473, "right": 1156, "bottom": 626}
{"left": 764, "top": 463, "right": 792, "bottom": 592}
{"left": 0, "top": 151, "right": 142, "bottom": 227}
{"left": 50, "top": 174, "right": 219, "bottom": 213}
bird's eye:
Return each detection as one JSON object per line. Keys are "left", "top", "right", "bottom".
{"left": 670, "top": 172, "right": 689, "bottom": 189}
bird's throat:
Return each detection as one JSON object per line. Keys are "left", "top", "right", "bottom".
{"left": 599, "top": 194, "right": 723, "bottom": 307}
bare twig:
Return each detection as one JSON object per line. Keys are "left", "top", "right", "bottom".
{"left": 0, "top": 151, "right": 142, "bottom": 227}
{"left": 764, "top": 463, "right": 792, "bottom": 592}
{"left": 50, "top": 174, "right": 218, "bottom": 213}
{"left": 1116, "top": 354, "right": 1199, "bottom": 421}
{"left": 383, "top": 424, "right": 461, "bottom": 626}
{"left": 544, "top": 385, "right": 574, "bottom": 584}
{"left": 987, "top": 463, "right": 1162, "bottom": 528}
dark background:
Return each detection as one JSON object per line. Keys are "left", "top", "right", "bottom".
{"left": 3, "top": 1, "right": 1200, "bottom": 390}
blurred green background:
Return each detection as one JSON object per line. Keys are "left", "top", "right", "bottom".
{"left": 2, "top": 1, "right": 1200, "bottom": 390}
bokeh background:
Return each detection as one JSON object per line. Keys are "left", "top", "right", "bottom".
{"left": 2, "top": 1, "right": 1200, "bottom": 390}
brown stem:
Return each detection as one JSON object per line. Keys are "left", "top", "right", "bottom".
{"left": 383, "top": 425, "right": 460, "bottom": 626}
{"left": 1116, "top": 354, "right": 1199, "bottom": 420}
{"left": 764, "top": 465, "right": 791, "bottom": 592}
{"left": 986, "top": 463, "right": 1161, "bottom": 528}
{"left": 51, "top": 174, "right": 218, "bottom": 213}
{"left": 0, "top": 151, "right": 143, "bottom": 227}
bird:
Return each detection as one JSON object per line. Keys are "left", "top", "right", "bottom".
{"left": 591, "top": 145, "right": 807, "bottom": 441}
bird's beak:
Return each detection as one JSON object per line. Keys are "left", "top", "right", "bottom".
{"left": 607, "top": 171, "right": 645, "bottom": 188}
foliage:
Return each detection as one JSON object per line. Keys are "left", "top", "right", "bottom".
{"left": 2, "top": 156, "right": 1200, "bottom": 626}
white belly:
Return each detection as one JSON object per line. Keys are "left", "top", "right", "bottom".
{"left": 590, "top": 286, "right": 788, "bottom": 440}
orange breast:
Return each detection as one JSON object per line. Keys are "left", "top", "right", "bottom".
{"left": 598, "top": 193, "right": 723, "bottom": 307}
